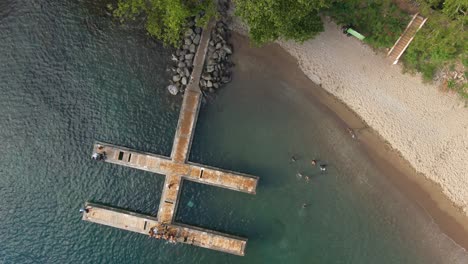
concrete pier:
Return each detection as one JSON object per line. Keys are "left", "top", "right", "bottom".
{"left": 83, "top": 203, "right": 247, "bottom": 256}
{"left": 82, "top": 20, "right": 259, "bottom": 256}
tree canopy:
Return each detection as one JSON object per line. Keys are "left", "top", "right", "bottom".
{"left": 110, "top": 0, "right": 215, "bottom": 47}
{"left": 234, "top": 0, "right": 330, "bottom": 45}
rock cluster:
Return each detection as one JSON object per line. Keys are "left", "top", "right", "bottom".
{"left": 199, "top": 2, "right": 233, "bottom": 93}
{"left": 167, "top": 20, "right": 202, "bottom": 95}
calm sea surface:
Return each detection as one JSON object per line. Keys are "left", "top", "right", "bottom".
{"left": 1, "top": 1, "right": 467, "bottom": 263}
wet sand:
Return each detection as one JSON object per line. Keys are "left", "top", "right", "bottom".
{"left": 228, "top": 31, "right": 468, "bottom": 251}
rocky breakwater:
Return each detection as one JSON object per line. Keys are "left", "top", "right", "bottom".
{"left": 199, "top": 20, "right": 234, "bottom": 93}
{"left": 167, "top": 20, "right": 203, "bottom": 95}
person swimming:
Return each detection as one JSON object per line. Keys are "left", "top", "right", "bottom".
{"left": 320, "top": 164, "right": 327, "bottom": 171}
{"left": 291, "top": 155, "right": 297, "bottom": 162}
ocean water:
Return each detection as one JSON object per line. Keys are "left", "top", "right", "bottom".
{"left": 0, "top": 0, "right": 466, "bottom": 263}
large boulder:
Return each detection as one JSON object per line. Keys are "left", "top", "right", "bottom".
{"left": 223, "top": 44, "right": 232, "bottom": 54}
{"left": 167, "top": 84, "right": 178, "bottom": 95}
{"left": 189, "top": 44, "right": 196, "bottom": 54}
{"left": 184, "top": 28, "right": 194, "bottom": 37}
{"left": 184, "top": 38, "right": 192, "bottom": 45}
{"left": 173, "top": 74, "right": 182, "bottom": 82}
{"left": 193, "top": 34, "right": 201, "bottom": 45}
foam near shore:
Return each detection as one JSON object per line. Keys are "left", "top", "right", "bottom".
{"left": 230, "top": 15, "right": 468, "bottom": 244}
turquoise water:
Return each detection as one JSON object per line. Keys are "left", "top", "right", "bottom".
{"left": 0, "top": 1, "right": 467, "bottom": 263}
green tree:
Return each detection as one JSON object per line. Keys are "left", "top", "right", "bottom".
{"left": 234, "top": 0, "right": 330, "bottom": 45}
{"left": 442, "top": 0, "right": 467, "bottom": 19}
{"left": 110, "top": 0, "right": 215, "bottom": 47}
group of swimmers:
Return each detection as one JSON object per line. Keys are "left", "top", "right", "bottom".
{"left": 149, "top": 226, "right": 177, "bottom": 244}
{"left": 292, "top": 156, "right": 327, "bottom": 182}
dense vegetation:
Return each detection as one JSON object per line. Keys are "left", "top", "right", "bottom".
{"left": 234, "top": 0, "right": 329, "bottom": 45}
{"left": 109, "top": 0, "right": 216, "bottom": 47}
{"left": 326, "top": 0, "right": 410, "bottom": 48}
{"left": 109, "top": 0, "right": 466, "bottom": 98}
{"left": 404, "top": 0, "right": 466, "bottom": 91}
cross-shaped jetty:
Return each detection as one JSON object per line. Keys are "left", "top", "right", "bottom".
{"left": 81, "top": 20, "right": 259, "bottom": 256}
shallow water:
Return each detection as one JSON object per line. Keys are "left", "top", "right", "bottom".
{"left": 0, "top": 1, "right": 467, "bottom": 263}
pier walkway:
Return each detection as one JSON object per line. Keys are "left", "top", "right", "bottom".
{"left": 82, "top": 20, "right": 258, "bottom": 256}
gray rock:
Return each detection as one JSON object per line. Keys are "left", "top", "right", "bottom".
{"left": 183, "top": 44, "right": 189, "bottom": 50}
{"left": 209, "top": 40, "right": 215, "bottom": 46}
{"left": 215, "top": 42, "right": 223, "bottom": 50}
{"left": 172, "top": 74, "right": 181, "bottom": 82}
{"left": 202, "top": 73, "right": 212, "bottom": 80}
{"left": 213, "top": 82, "right": 219, "bottom": 89}
{"left": 176, "top": 68, "right": 184, "bottom": 76}
{"left": 179, "top": 55, "right": 185, "bottom": 61}
{"left": 221, "top": 75, "right": 231, "bottom": 84}
{"left": 177, "top": 62, "right": 186, "bottom": 68}
{"left": 184, "top": 67, "right": 190, "bottom": 77}
{"left": 200, "top": 79, "right": 206, "bottom": 87}
{"left": 212, "top": 52, "right": 219, "bottom": 60}
{"left": 208, "top": 46, "right": 216, "bottom": 53}
{"left": 193, "top": 34, "right": 201, "bottom": 45}
{"left": 206, "top": 65, "right": 215, "bottom": 73}
{"left": 194, "top": 27, "right": 202, "bottom": 34}
{"left": 181, "top": 77, "right": 188, "bottom": 85}
{"left": 216, "top": 33, "right": 225, "bottom": 42}
{"left": 184, "top": 38, "right": 192, "bottom": 45}
{"left": 206, "top": 80, "right": 213, "bottom": 88}
{"left": 185, "top": 60, "right": 193, "bottom": 68}
{"left": 189, "top": 44, "right": 196, "bottom": 54}
{"left": 223, "top": 44, "right": 232, "bottom": 54}
{"left": 185, "top": 54, "right": 194, "bottom": 61}
{"left": 184, "top": 28, "right": 194, "bottom": 37}
{"left": 187, "top": 20, "right": 195, "bottom": 27}
{"left": 167, "top": 84, "right": 179, "bottom": 95}
{"left": 219, "top": 51, "right": 227, "bottom": 60}
{"left": 207, "top": 59, "right": 216, "bottom": 66}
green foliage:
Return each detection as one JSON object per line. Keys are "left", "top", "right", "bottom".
{"left": 110, "top": 0, "right": 215, "bottom": 47}
{"left": 326, "top": 0, "right": 410, "bottom": 48}
{"left": 403, "top": 1, "right": 467, "bottom": 87}
{"left": 234, "top": 0, "right": 329, "bottom": 45}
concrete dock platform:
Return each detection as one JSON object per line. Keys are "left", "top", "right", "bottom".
{"left": 83, "top": 203, "right": 247, "bottom": 256}
{"left": 83, "top": 20, "right": 259, "bottom": 256}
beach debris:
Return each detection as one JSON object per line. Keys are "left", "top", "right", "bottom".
{"left": 311, "top": 159, "right": 317, "bottom": 166}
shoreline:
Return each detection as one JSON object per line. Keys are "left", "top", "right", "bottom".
{"left": 229, "top": 18, "right": 468, "bottom": 250}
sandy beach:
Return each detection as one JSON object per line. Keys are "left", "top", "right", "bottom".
{"left": 230, "top": 16, "right": 468, "bottom": 249}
